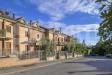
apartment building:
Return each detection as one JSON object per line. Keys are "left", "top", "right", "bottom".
{"left": 13, "top": 18, "right": 29, "bottom": 54}
{"left": 0, "top": 10, "right": 72, "bottom": 57}
{"left": 54, "top": 31, "right": 65, "bottom": 51}
{"left": 46, "top": 28, "right": 70, "bottom": 51}
{"left": 28, "top": 21, "right": 46, "bottom": 51}
{"left": 0, "top": 10, "right": 14, "bottom": 56}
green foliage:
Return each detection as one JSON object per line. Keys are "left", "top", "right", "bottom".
{"left": 40, "top": 37, "right": 55, "bottom": 52}
{"left": 40, "top": 37, "right": 50, "bottom": 51}
{"left": 91, "top": 41, "right": 106, "bottom": 55}
{"left": 62, "top": 44, "right": 70, "bottom": 52}
{"left": 62, "top": 37, "right": 88, "bottom": 54}
{"left": 95, "top": 0, "right": 112, "bottom": 55}
{"left": 0, "top": 29, "right": 6, "bottom": 37}
{"left": 96, "top": 0, "right": 112, "bottom": 41}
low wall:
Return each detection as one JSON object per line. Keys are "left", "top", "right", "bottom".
{"left": 60, "top": 56, "right": 65, "bottom": 59}
{"left": 67, "top": 55, "right": 73, "bottom": 59}
{"left": 47, "top": 56, "right": 55, "bottom": 61}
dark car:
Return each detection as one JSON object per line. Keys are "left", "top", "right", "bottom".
{"left": 106, "top": 54, "right": 112, "bottom": 58}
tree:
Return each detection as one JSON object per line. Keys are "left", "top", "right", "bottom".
{"left": 69, "top": 38, "right": 76, "bottom": 52}
{"left": 96, "top": 0, "right": 112, "bottom": 41}
{"left": 40, "top": 37, "right": 52, "bottom": 60}
{"left": 62, "top": 37, "right": 77, "bottom": 52}
{"left": 91, "top": 41, "right": 106, "bottom": 55}
{"left": 96, "top": 0, "right": 112, "bottom": 54}
{"left": 40, "top": 37, "right": 51, "bottom": 51}
{"left": 62, "top": 44, "right": 70, "bottom": 52}
{"left": 62, "top": 37, "right": 88, "bottom": 54}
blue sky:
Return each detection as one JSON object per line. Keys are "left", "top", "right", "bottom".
{"left": 0, "top": 0, "right": 101, "bottom": 45}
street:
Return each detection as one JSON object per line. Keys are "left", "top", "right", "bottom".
{"left": 1, "top": 57, "right": 112, "bottom": 75}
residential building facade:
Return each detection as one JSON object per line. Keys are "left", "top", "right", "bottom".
{"left": 13, "top": 18, "right": 29, "bottom": 54}
{"left": 0, "top": 10, "right": 14, "bottom": 56}
{"left": 29, "top": 21, "right": 46, "bottom": 51}
{"left": 0, "top": 10, "right": 72, "bottom": 57}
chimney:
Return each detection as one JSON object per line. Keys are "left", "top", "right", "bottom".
{"left": 59, "top": 27, "right": 61, "bottom": 33}
{"left": 29, "top": 20, "right": 32, "bottom": 25}
{"left": 12, "top": 13, "right": 15, "bottom": 19}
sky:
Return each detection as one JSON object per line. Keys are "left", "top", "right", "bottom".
{"left": 0, "top": 0, "right": 101, "bottom": 45}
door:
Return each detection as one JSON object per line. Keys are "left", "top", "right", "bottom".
{"left": 5, "top": 42, "right": 11, "bottom": 56}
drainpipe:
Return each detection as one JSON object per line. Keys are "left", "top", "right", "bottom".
{"left": 2, "top": 19, "right": 5, "bottom": 56}
{"left": 28, "top": 21, "right": 31, "bottom": 52}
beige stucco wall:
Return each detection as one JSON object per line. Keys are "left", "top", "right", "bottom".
{"left": 5, "top": 20, "right": 13, "bottom": 52}
{"left": 29, "top": 28, "right": 44, "bottom": 42}
{"left": 0, "top": 41, "right": 2, "bottom": 55}
{"left": 48, "top": 32, "right": 53, "bottom": 41}
{"left": 19, "top": 25, "right": 28, "bottom": 53}
{"left": 16, "top": 25, "right": 46, "bottom": 53}
{"left": 0, "top": 18, "right": 14, "bottom": 54}
{"left": 54, "top": 33, "right": 65, "bottom": 51}
{"left": 0, "top": 19, "right": 3, "bottom": 51}
{"left": 0, "top": 19, "right": 2, "bottom": 29}
{"left": 5, "top": 21, "right": 13, "bottom": 39}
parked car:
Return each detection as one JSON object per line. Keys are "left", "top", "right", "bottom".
{"left": 90, "top": 54, "right": 98, "bottom": 56}
{"left": 106, "top": 54, "right": 112, "bottom": 58}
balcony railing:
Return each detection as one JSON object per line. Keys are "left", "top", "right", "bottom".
{"left": 0, "top": 29, "right": 6, "bottom": 38}
{"left": 54, "top": 41, "right": 65, "bottom": 45}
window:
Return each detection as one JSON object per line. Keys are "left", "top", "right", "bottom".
{"left": 25, "top": 31, "right": 28, "bottom": 37}
{"left": 6, "top": 42, "right": 11, "bottom": 49}
{"left": 15, "top": 35, "right": 19, "bottom": 38}
{"left": 61, "top": 38, "right": 63, "bottom": 42}
{"left": 16, "top": 45, "right": 19, "bottom": 51}
{"left": 37, "top": 34, "right": 39, "bottom": 39}
{"left": 58, "top": 38, "right": 60, "bottom": 42}
{"left": 6, "top": 26, "right": 11, "bottom": 33}
{"left": 25, "top": 45, "right": 29, "bottom": 51}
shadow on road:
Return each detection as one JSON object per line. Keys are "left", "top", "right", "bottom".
{"left": 67, "top": 70, "right": 112, "bottom": 75}
{"left": 65, "top": 56, "right": 112, "bottom": 75}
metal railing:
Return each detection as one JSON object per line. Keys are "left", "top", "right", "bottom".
{"left": 17, "top": 51, "right": 39, "bottom": 60}
{"left": 0, "top": 49, "right": 11, "bottom": 57}
{"left": 15, "top": 50, "right": 77, "bottom": 60}
{"left": 0, "top": 29, "right": 6, "bottom": 38}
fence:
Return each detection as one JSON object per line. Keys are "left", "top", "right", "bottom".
{"left": 16, "top": 50, "right": 81, "bottom": 60}
{"left": 0, "top": 49, "right": 11, "bottom": 57}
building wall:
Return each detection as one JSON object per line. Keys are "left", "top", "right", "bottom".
{"left": 0, "top": 17, "right": 14, "bottom": 55}
{"left": 0, "top": 19, "right": 3, "bottom": 51}
{"left": 19, "top": 25, "right": 29, "bottom": 52}
{"left": 54, "top": 32, "right": 65, "bottom": 51}
{"left": 0, "top": 10, "right": 73, "bottom": 56}
{"left": 29, "top": 27, "right": 44, "bottom": 42}
{"left": 13, "top": 22, "right": 29, "bottom": 53}
{"left": 4, "top": 20, "right": 13, "bottom": 51}
{"left": 29, "top": 26, "right": 46, "bottom": 51}
{"left": 48, "top": 31, "right": 54, "bottom": 41}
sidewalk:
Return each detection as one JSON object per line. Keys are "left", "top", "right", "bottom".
{"left": 0, "top": 55, "right": 83, "bottom": 69}
{"left": 0, "top": 58, "right": 39, "bottom": 68}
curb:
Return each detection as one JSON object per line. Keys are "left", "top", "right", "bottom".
{"left": 0, "top": 56, "right": 83, "bottom": 69}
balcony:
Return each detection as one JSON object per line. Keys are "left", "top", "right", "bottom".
{"left": 55, "top": 41, "right": 65, "bottom": 45}
{"left": 0, "top": 29, "right": 12, "bottom": 40}
{"left": 0, "top": 29, "right": 6, "bottom": 38}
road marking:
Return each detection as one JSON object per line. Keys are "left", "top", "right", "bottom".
{"left": 0, "top": 61, "right": 62, "bottom": 75}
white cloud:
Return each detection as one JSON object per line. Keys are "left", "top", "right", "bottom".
{"left": 47, "top": 22, "right": 66, "bottom": 30}
{"left": 46, "top": 21, "right": 99, "bottom": 36}
{"left": 63, "top": 24, "right": 99, "bottom": 35}
{"left": 30, "top": 0, "right": 99, "bottom": 21}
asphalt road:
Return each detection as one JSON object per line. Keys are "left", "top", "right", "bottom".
{"left": 2, "top": 56, "right": 112, "bottom": 75}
